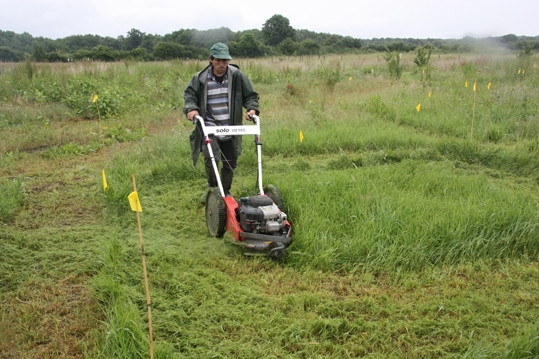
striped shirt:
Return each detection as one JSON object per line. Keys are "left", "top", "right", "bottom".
{"left": 206, "top": 67, "right": 230, "bottom": 126}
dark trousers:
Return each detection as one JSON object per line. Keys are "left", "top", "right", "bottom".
{"left": 202, "top": 137, "right": 237, "bottom": 194}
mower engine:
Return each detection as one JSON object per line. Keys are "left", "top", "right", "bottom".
{"left": 238, "top": 195, "right": 287, "bottom": 234}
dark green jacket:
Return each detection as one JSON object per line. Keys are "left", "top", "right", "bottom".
{"left": 183, "top": 64, "right": 260, "bottom": 166}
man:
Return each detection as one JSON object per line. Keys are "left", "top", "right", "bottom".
{"left": 184, "top": 42, "right": 260, "bottom": 201}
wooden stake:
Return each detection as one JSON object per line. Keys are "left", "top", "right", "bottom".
{"left": 131, "top": 173, "right": 154, "bottom": 359}
{"left": 470, "top": 79, "right": 477, "bottom": 141}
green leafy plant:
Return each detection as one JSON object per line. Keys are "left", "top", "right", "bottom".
{"left": 383, "top": 49, "right": 403, "bottom": 79}
{"left": 316, "top": 61, "right": 342, "bottom": 92}
{"left": 103, "top": 123, "right": 146, "bottom": 143}
{"left": 414, "top": 45, "right": 432, "bottom": 84}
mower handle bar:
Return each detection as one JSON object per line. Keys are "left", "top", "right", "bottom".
{"left": 191, "top": 114, "right": 258, "bottom": 123}
{"left": 193, "top": 114, "right": 265, "bottom": 197}
{"left": 193, "top": 114, "right": 260, "bottom": 136}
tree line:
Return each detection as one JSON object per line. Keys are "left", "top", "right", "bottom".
{"left": 0, "top": 14, "right": 537, "bottom": 62}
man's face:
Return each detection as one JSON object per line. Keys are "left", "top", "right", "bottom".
{"left": 210, "top": 57, "right": 229, "bottom": 77}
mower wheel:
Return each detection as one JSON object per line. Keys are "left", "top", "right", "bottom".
{"left": 264, "top": 184, "right": 284, "bottom": 211}
{"left": 205, "top": 188, "right": 226, "bottom": 238}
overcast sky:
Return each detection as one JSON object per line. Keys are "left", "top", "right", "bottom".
{"left": 2, "top": 0, "right": 538, "bottom": 40}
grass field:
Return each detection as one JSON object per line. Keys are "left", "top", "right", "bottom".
{"left": 1, "top": 52, "right": 538, "bottom": 358}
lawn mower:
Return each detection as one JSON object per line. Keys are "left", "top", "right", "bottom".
{"left": 194, "top": 114, "right": 293, "bottom": 260}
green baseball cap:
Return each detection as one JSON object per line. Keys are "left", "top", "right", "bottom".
{"left": 210, "top": 42, "right": 232, "bottom": 60}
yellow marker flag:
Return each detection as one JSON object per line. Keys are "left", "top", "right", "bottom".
{"left": 428, "top": 91, "right": 432, "bottom": 98}
{"left": 465, "top": 82, "right": 468, "bottom": 88}
{"left": 349, "top": 76, "right": 352, "bottom": 81}
{"left": 102, "top": 169, "right": 108, "bottom": 191}
{"left": 299, "top": 130, "right": 304, "bottom": 142}
{"left": 92, "top": 94, "right": 98, "bottom": 103}
{"left": 488, "top": 82, "right": 492, "bottom": 90}
{"left": 473, "top": 82, "right": 476, "bottom": 91}
{"left": 416, "top": 103, "right": 421, "bottom": 112}
{"left": 128, "top": 191, "right": 142, "bottom": 212}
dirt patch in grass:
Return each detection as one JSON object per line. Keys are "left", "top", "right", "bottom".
{"left": 1, "top": 275, "right": 101, "bottom": 359}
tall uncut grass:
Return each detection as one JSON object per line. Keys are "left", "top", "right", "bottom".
{"left": 268, "top": 159, "right": 538, "bottom": 271}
